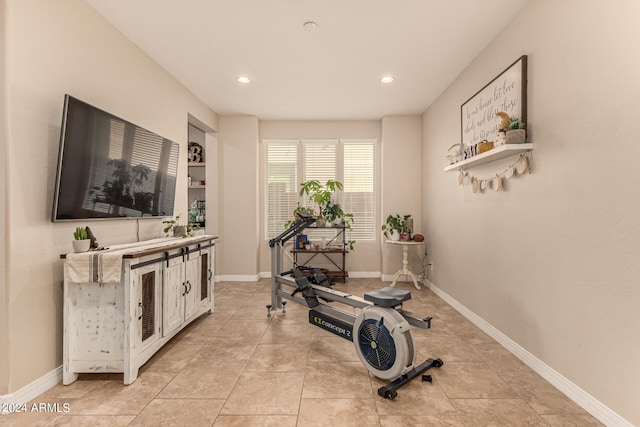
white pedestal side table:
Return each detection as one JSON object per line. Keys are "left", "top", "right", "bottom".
{"left": 386, "top": 240, "right": 425, "bottom": 290}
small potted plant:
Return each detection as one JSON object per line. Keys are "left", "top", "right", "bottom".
{"left": 506, "top": 115, "right": 526, "bottom": 144}
{"left": 72, "top": 226, "right": 91, "bottom": 253}
{"left": 497, "top": 111, "right": 526, "bottom": 144}
{"left": 163, "top": 215, "right": 187, "bottom": 237}
{"left": 381, "top": 214, "right": 411, "bottom": 241}
{"left": 322, "top": 201, "right": 353, "bottom": 227}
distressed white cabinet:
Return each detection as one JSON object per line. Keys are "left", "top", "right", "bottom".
{"left": 62, "top": 236, "right": 216, "bottom": 385}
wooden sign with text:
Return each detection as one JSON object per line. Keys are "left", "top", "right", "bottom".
{"left": 461, "top": 55, "right": 527, "bottom": 146}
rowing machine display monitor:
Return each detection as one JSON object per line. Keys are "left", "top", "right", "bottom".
{"left": 269, "top": 212, "right": 443, "bottom": 399}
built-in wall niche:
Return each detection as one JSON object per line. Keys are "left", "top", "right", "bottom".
{"left": 188, "top": 123, "right": 206, "bottom": 227}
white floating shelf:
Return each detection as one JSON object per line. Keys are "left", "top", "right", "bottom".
{"left": 188, "top": 162, "right": 206, "bottom": 167}
{"left": 444, "top": 143, "right": 533, "bottom": 172}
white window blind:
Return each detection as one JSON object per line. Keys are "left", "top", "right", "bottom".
{"left": 265, "top": 141, "right": 299, "bottom": 239}
{"left": 302, "top": 140, "right": 337, "bottom": 212}
{"left": 264, "top": 138, "right": 376, "bottom": 241}
{"left": 302, "top": 140, "right": 338, "bottom": 241}
{"left": 343, "top": 140, "right": 375, "bottom": 241}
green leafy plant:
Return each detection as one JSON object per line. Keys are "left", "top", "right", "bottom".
{"left": 508, "top": 115, "right": 525, "bottom": 130}
{"left": 381, "top": 214, "right": 411, "bottom": 238}
{"left": 299, "top": 179, "right": 343, "bottom": 219}
{"left": 322, "top": 201, "right": 353, "bottom": 227}
{"left": 73, "top": 227, "right": 88, "bottom": 240}
{"left": 164, "top": 215, "right": 201, "bottom": 237}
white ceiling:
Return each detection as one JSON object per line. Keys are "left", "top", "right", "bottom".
{"left": 85, "top": 0, "right": 528, "bottom": 120}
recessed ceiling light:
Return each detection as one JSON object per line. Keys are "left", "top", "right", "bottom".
{"left": 303, "top": 21, "right": 318, "bottom": 31}
{"left": 236, "top": 76, "right": 252, "bottom": 84}
{"left": 380, "top": 75, "right": 395, "bottom": 84}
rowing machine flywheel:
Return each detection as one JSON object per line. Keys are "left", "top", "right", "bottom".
{"left": 353, "top": 306, "right": 415, "bottom": 380}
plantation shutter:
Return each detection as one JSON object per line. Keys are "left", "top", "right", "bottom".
{"left": 302, "top": 140, "right": 338, "bottom": 241}
{"left": 265, "top": 140, "right": 298, "bottom": 239}
{"left": 302, "top": 139, "right": 338, "bottom": 203}
{"left": 343, "top": 139, "right": 376, "bottom": 241}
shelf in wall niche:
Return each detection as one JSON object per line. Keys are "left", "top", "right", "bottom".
{"left": 188, "top": 185, "right": 205, "bottom": 189}
{"left": 188, "top": 162, "right": 206, "bottom": 167}
{"left": 444, "top": 143, "right": 533, "bottom": 172}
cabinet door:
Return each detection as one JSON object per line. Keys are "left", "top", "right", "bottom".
{"left": 184, "top": 254, "right": 202, "bottom": 321}
{"left": 131, "top": 262, "right": 162, "bottom": 349}
{"left": 199, "top": 248, "right": 212, "bottom": 305}
{"left": 163, "top": 256, "right": 185, "bottom": 336}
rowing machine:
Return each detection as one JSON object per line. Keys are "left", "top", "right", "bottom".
{"left": 268, "top": 213, "right": 443, "bottom": 399}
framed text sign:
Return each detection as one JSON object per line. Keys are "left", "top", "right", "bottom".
{"left": 461, "top": 55, "right": 527, "bottom": 147}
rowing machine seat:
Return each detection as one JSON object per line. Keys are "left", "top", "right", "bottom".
{"left": 364, "top": 287, "right": 411, "bottom": 307}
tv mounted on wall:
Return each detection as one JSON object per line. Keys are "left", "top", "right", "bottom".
{"left": 51, "top": 95, "right": 180, "bottom": 221}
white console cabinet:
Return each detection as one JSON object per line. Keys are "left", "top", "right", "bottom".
{"left": 62, "top": 236, "right": 216, "bottom": 385}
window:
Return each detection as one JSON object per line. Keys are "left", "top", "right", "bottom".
{"left": 264, "top": 139, "right": 376, "bottom": 241}
{"left": 265, "top": 140, "right": 298, "bottom": 239}
{"left": 343, "top": 140, "right": 375, "bottom": 241}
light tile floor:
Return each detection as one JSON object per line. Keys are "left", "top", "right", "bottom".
{"left": 1, "top": 279, "right": 603, "bottom": 426}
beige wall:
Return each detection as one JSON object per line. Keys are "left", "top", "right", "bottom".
{"left": 380, "top": 116, "right": 423, "bottom": 277}
{"left": 218, "top": 116, "right": 260, "bottom": 277}
{"left": 0, "top": 0, "right": 8, "bottom": 396}
{"left": 3, "top": 0, "right": 217, "bottom": 393}
{"left": 421, "top": 0, "right": 640, "bottom": 424}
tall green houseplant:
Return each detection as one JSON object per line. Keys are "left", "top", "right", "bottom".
{"left": 299, "top": 179, "right": 343, "bottom": 225}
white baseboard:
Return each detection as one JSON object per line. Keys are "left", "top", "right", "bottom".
{"left": 215, "top": 274, "right": 260, "bottom": 282}
{"left": 0, "top": 366, "right": 62, "bottom": 415}
{"left": 347, "top": 271, "right": 381, "bottom": 279}
{"left": 258, "top": 271, "right": 382, "bottom": 279}
{"left": 381, "top": 273, "right": 415, "bottom": 282}
{"left": 424, "top": 279, "right": 633, "bottom": 427}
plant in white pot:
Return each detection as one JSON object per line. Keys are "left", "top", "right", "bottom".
{"left": 72, "top": 227, "right": 91, "bottom": 253}
{"left": 381, "top": 214, "right": 411, "bottom": 241}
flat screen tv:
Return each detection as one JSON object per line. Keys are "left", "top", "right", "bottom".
{"left": 52, "top": 95, "right": 179, "bottom": 221}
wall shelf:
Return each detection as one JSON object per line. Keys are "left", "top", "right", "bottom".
{"left": 188, "top": 162, "right": 206, "bottom": 167}
{"left": 444, "top": 143, "right": 533, "bottom": 172}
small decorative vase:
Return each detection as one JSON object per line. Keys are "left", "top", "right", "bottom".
{"left": 72, "top": 239, "right": 91, "bottom": 253}
{"left": 400, "top": 233, "right": 410, "bottom": 241}
{"left": 389, "top": 230, "right": 401, "bottom": 241}
{"left": 506, "top": 129, "right": 526, "bottom": 144}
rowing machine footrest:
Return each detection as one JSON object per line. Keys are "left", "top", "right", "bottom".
{"left": 312, "top": 268, "right": 333, "bottom": 288}
{"left": 293, "top": 269, "right": 320, "bottom": 308}
{"left": 364, "top": 287, "right": 411, "bottom": 307}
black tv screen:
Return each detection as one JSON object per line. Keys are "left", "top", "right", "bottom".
{"left": 52, "top": 95, "right": 179, "bottom": 221}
